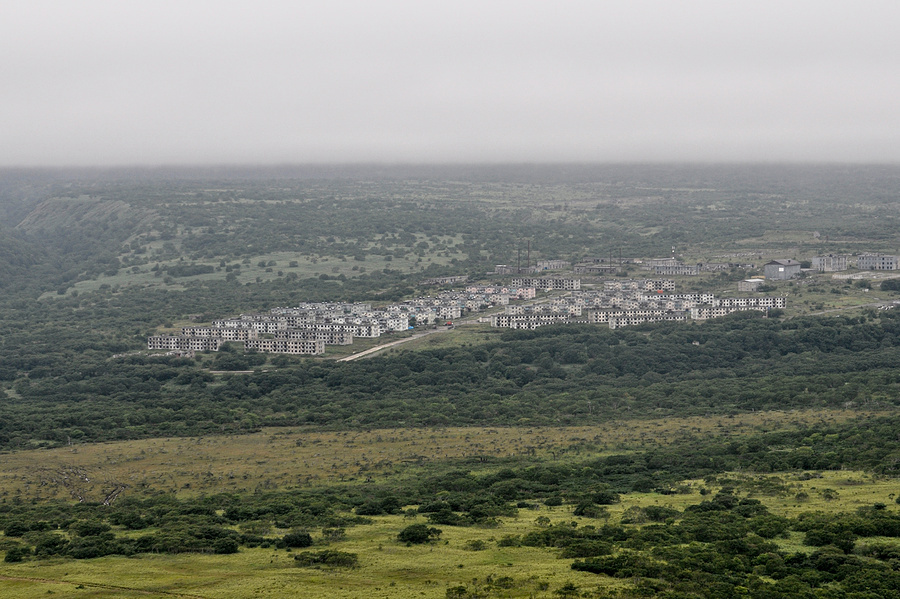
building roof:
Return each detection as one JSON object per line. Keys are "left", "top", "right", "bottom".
{"left": 765, "top": 259, "right": 800, "bottom": 266}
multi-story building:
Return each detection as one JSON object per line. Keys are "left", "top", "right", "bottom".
{"left": 574, "top": 264, "right": 620, "bottom": 275}
{"left": 812, "top": 255, "right": 849, "bottom": 272}
{"left": 423, "top": 275, "right": 469, "bottom": 285}
{"left": 643, "top": 258, "right": 679, "bottom": 269}
{"left": 274, "top": 329, "right": 354, "bottom": 345}
{"left": 148, "top": 336, "right": 222, "bottom": 352}
{"left": 858, "top": 254, "right": 900, "bottom": 270}
{"left": 536, "top": 260, "right": 570, "bottom": 270}
{"left": 640, "top": 293, "right": 716, "bottom": 305}
{"left": 654, "top": 264, "right": 700, "bottom": 276}
{"left": 608, "top": 311, "right": 687, "bottom": 329}
{"left": 181, "top": 327, "right": 258, "bottom": 341}
{"left": 714, "top": 297, "right": 785, "bottom": 309}
{"left": 490, "top": 313, "right": 572, "bottom": 329}
{"left": 293, "top": 321, "right": 382, "bottom": 337}
{"left": 511, "top": 277, "right": 581, "bottom": 291}
{"left": 244, "top": 339, "right": 325, "bottom": 355}
{"left": 465, "top": 286, "right": 537, "bottom": 300}
{"left": 603, "top": 279, "right": 676, "bottom": 292}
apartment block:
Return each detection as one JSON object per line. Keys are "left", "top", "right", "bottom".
{"left": 811, "top": 255, "right": 849, "bottom": 272}
{"left": 244, "top": 339, "right": 325, "bottom": 355}
{"left": 858, "top": 254, "right": 900, "bottom": 270}
{"left": 148, "top": 336, "right": 222, "bottom": 352}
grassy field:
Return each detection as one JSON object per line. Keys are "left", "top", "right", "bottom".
{"left": 0, "top": 510, "right": 614, "bottom": 599}
{"left": 2, "top": 411, "right": 900, "bottom": 598}
{"left": 2, "top": 468, "right": 899, "bottom": 598}
{"left": 0, "top": 409, "right": 875, "bottom": 503}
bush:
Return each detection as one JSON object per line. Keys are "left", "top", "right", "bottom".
{"left": 4, "top": 545, "right": 30, "bottom": 563}
{"left": 560, "top": 540, "right": 612, "bottom": 558}
{"left": 426, "top": 509, "right": 466, "bottom": 526}
{"left": 294, "top": 550, "right": 359, "bottom": 568}
{"left": 3, "top": 521, "right": 30, "bottom": 537}
{"left": 644, "top": 506, "right": 680, "bottom": 522}
{"left": 70, "top": 520, "right": 111, "bottom": 537}
{"left": 397, "top": 524, "right": 442, "bottom": 545}
{"left": 282, "top": 531, "right": 313, "bottom": 548}
{"left": 32, "top": 532, "right": 69, "bottom": 557}
{"left": 213, "top": 538, "right": 239, "bottom": 554}
{"left": 593, "top": 491, "right": 621, "bottom": 505}
{"left": 573, "top": 503, "right": 609, "bottom": 519}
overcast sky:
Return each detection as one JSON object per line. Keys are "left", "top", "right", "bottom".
{"left": 3, "top": 1, "right": 899, "bottom": 166}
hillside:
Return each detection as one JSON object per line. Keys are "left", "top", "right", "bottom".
{"left": 3, "top": 165, "right": 900, "bottom": 597}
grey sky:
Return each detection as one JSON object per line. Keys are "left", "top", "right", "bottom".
{"left": 3, "top": 1, "right": 899, "bottom": 165}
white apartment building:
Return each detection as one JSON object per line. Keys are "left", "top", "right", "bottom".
{"left": 244, "top": 339, "right": 325, "bottom": 355}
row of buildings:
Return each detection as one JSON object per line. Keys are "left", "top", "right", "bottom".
{"left": 501, "top": 252, "right": 900, "bottom": 281}
{"left": 811, "top": 254, "right": 900, "bottom": 272}
{"left": 489, "top": 282, "right": 786, "bottom": 330}
{"left": 148, "top": 266, "right": 799, "bottom": 355}
{"left": 761, "top": 254, "right": 900, "bottom": 281}
{"left": 503, "top": 257, "right": 756, "bottom": 278}
{"left": 148, "top": 283, "right": 548, "bottom": 355}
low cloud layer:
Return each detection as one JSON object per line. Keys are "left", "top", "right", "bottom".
{"left": 3, "top": 1, "right": 899, "bottom": 165}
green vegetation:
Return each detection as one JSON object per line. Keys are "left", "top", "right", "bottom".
{"left": 3, "top": 165, "right": 900, "bottom": 596}
{"left": 397, "top": 524, "right": 443, "bottom": 545}
{"left": 294, "top": 549, "right": 359, "bottom": 568}
{"left": 3, "top": 311, "right": 900, "bottom": 449}
{"left": 2, "top": 414, "right": 900, "bottom": 596}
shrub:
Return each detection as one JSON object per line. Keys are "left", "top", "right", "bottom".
{"left": 397, "top": 524, "right": 442, "bottom": 545}
{"left": 573, "top": 503, "right": 609, "bottom": 519}
{"left": 213, "top": 538, "right": 239, "bottom": 554}
{"left": 32, "top": 533, "right": 69, "bottom": 557}
{"left": 3, "top": 521, "right": 29, "bottom": 537}
{"left": 593, "top": 491, "right": 621, "bottom": 505}
{"left": 282, "top": 531, "right": 313, "bottom": 548}
{"left": 294, "top": 550, "right": 359, "bottom": 568}
{"left": 70, "top": 520, "right": 111, "bottom": 537}
{"left": 559, "top": 540, "right": 613, "bottom": 558}
{"left": 4, "top": 545, "right": 30, "bottom": 563}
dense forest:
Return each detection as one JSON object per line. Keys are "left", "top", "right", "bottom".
{"left": 2, "top": 311, "right": 900, "bottom": 450}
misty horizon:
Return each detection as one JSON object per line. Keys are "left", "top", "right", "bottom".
{"left": 4, "top": 1, "right": 900, "bottom": 167}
